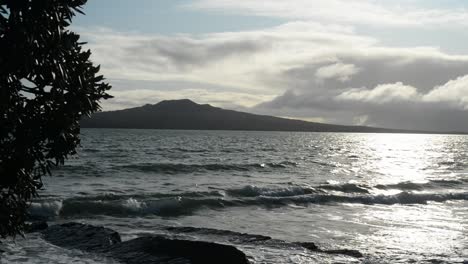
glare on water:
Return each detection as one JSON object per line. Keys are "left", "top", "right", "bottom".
{"left": 328, "top": 133, "right": 467, "bottom": 185}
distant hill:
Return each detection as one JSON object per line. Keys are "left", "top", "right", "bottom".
{"left": 81, "top": 99, "right": 424, "bottom": 133}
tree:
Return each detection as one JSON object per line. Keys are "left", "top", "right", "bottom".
{"left": 0, "top": 0, "right": 111, "bottom": 237}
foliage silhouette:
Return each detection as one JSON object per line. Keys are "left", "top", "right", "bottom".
{"left": 0, "top": 0, "right": 111, "bottom": 237}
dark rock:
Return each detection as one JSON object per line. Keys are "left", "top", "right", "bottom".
{"left": 108, "top": 236, "right": 250, "bottom": 264}
{"left": 43, "top": 222, "right": 121, "bottom": 251}
{"left": 298, "top": 241, "right": 363, "bottom": 258}
{"left": 41, "top": 222, "right": 363, "bottom": 263}
{"left": 322, "top": 249, "right": 364, "bottom": 258}
{"left": 297, "top": 242, "right": 319, "bottom": 251}
{"left": 43, "top": 223, "right": 250, "bottom": 264}
{"left": 25, "top": 221, "right": 48, "bottom": 233}
{"left": 166, "top": 226, "right": 271, "bottom": 243}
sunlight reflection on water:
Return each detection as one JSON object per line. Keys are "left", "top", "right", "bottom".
{"left": 328, "top": 133, "right": 468, "bottom": 185}
{"left": 338, "top": 134, "right": 468, "bottom": 262}
{"left": 359, "top": 202, "right": 466, "bottom": 262}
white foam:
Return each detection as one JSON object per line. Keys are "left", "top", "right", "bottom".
{"left": 122, "top": 198, "right": 145, "bottom": 211}
{"left": 29, "top": 200, "right": 63, "bottom": 218}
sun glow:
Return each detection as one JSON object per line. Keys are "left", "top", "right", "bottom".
{"left": 347, "top": 134, "right": 460, "bottom": 187}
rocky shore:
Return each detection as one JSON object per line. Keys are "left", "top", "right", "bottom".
{"left": 20, "top": 221, "right": 364, "bottom": 263}
{"left": 43, "top": 222, "right": 249, "bottom": 264}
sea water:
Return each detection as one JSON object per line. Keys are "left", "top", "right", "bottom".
{"left": 1, "top": 129, "right": 467, "bottom": 263}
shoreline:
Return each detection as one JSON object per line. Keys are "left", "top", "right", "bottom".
{"left": 16, "top": 221, "right": 363, "bottom": 264}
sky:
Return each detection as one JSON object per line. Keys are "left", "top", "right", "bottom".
{"left": 74, "top": 0, "right": 468, "bottom": 132}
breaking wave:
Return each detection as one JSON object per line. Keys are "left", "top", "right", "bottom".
{"left": 318, "top": 183, "right": 370, "bottom": 194}
{"left": 374, "top": 178, "right": 468, "bottom": 191}
{"left": 29, "top": 190, "right": 468, "bottom": 220}
{"left": 227, "top": 185, "right": 319, "bottom": 197}
{"left": 29, "top": 176, "right": 468, "bottom": 220}
{"left": 317, "top": 178, "right": 468, "bottom": 193}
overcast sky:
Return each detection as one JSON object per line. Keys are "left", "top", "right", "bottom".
{"left": 75, "top": 0, "right": 468, "bottom": 132}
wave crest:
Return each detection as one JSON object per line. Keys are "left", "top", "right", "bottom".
{"left": 227, "top": 185, "right": 318, "bottom": 197}
{"left": 29, "top": 191, "right": 468, "bottom": 220}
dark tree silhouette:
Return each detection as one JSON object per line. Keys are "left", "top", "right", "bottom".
{"left": 0, "top": 0, "right": 111, "bottom": 237}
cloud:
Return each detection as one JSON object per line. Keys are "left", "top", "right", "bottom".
{"left": 97, "top": 78, "right": 276, "bottom": 111}
{"left": 423, "top": 75, "right": 468, "bottom": 109}
{"left": 315, "top": 63, "right": 360, "bottom": 82}
{"left": 82, "top": 24, "right": 468, "bottom": 90}
{"left": 256, "top": 75, "right": 468, "bottom": 131}
{"left": 275, "top": 48, "right": 468, "bottom": 94}
{"left": 187, "top": 0, "right": 468, "bottom": 28}
{"left": 126, "top": 36, "right": 269, "bottom": 71}
{"left": 336, "top": 82, "right": 420, "bottom": 103}
{"left": 77, "top": 23, "right": 380, "bottom": 109}
{"left": 102, "top": 88, "right": 274, "bottom": 111}
{"left": 335, "top": 75, "right": 468, "bottom": 110}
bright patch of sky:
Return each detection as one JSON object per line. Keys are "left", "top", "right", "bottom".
{"left": 74, "top": 0, "right": 283, "bottom": 34}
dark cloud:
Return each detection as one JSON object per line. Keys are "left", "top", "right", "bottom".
{"left": 253, "top": 80, "right": 468, "bottom": 132}
{"left": 271, "top": 55, "right": 468, "bottom": 94}
{"left": 124, "top": 36, "right": 270, "bottom": 71}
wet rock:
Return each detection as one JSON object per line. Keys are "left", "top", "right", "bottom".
{"left": 43, "top": 223, "right": 250, "bottom": 264}
{"left": 43, "top": 222, "right": 121, "bottom": 251}
{"left": 321, "top": 249, "right": 363, "bottom": 258}
{"left": 108, "top": 236, "right": 250, "bottom": 264}
{"left": 166, "top": 226, "right": 272, "bottom": 243}
{"left": 297, "top": 242, "right": 319, "bottom": 251}
{"left": 41, "top": 222, "right": 364, "bottom": 263}
{"left": 298, "top": 241, "right": 363, "bottom": 258}
{"left": 25, "top": 221, "right": 48, "bottom": 233}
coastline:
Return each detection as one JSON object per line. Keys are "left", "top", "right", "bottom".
{"left": 10, "top": 221, "right": 364, "bottom": 264}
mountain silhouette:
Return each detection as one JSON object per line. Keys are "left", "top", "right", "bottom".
{"left": 80, "top": 99, "right": 421, "bottom": 133}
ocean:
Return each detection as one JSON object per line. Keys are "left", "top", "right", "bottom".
{"left": 1, "top": 129, "right": 467, "bottom": 263}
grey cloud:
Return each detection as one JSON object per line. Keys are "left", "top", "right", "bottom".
{"left": 348, "top": 102, "right": 468, "bottom": 132}
{"left": 254, "top": 49, "right": 468, "bottom": 131}
{"left": 343, "top": 56, "right": 468, "bottom": 92}
{"left": 124, "top": 36, "right": 270, "bottom": 71}
{"left": 274, "top": 55, "right": 468, "bottom": 94}
{"left": 254, "top": 91, "right": 468, "bottom": 132}
{"left": 254, "top": 76, "right": 468, "bottom": 132}
{"left": 315, "top": 63, "right": 360, "bottom": 82}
